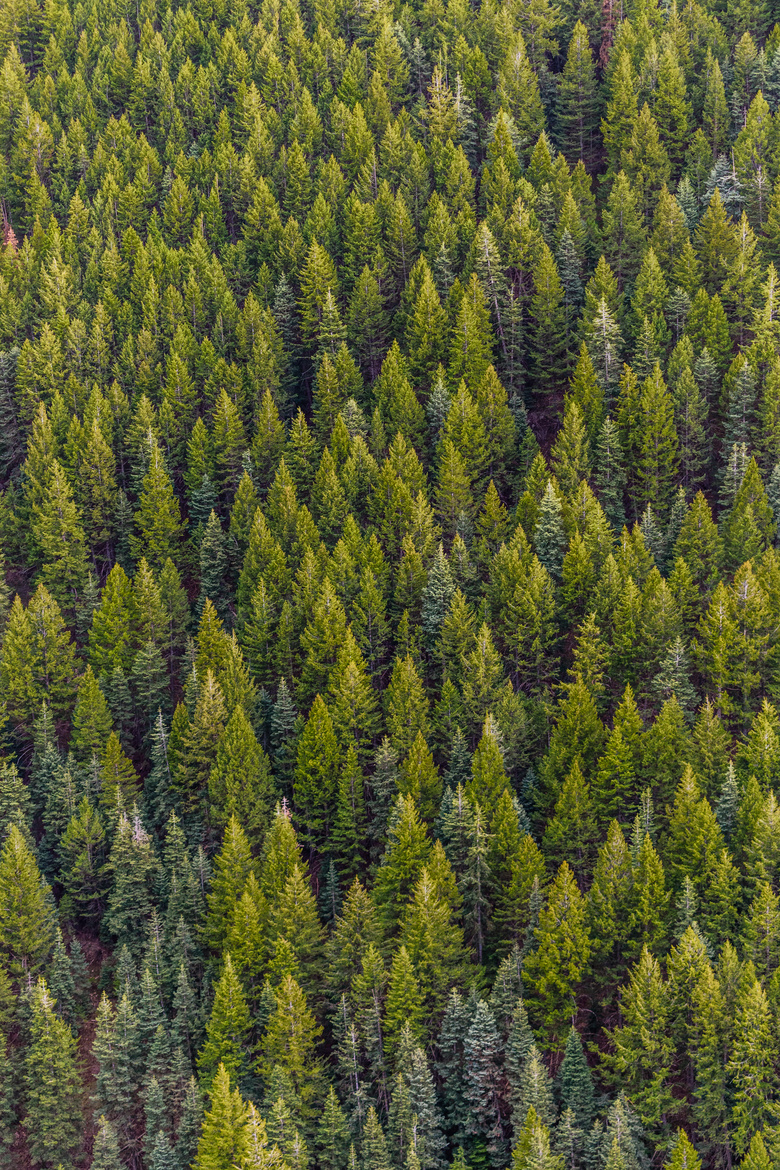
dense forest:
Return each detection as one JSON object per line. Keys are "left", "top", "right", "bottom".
{"left": 4, "top": 0, "right": 780, "bottom": 1165}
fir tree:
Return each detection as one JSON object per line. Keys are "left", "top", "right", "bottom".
{"left": 0, "top": 824, "right": 54, "bottom": 984}
{"left": 523, "top": 863, "right": 590, "bottom": 1051}
{"left": 23, "top": 978, "right": 83, "bottom": 1167}
{"left": 198, "top": 954, "right": 252, "bottom": 1091}
{"left": 604, "top": 947, "right": 674, "bottom": 1139}
{"left": 194, "top": 1063, "right": 249, "bottom": 1170}
{"left": 91, "top": 1116, "right": 123, "bottom": 1170}
{"left": 130, "top": 440, "right": 186, "bottom": 571}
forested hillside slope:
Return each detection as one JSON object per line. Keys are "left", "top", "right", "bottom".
{"left": 1, "top": 0, "right": 780, "bottom": 1166}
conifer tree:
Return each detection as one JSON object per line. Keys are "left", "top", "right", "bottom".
{"left": 209, "top": 704, "right": 275, "bottom": 847}
{"left": 558, "top": 1026, "right": 596, "bottom": 1132}
{"left": 529, "top": 245, "right": 569, "bottom": 391}
{"left": 92, "top": 1115, "right": 123, "bottom": 1170}
{"left": 0, "top": 824, "right": 54, "bottom": 984}
{"left": 259, "top": 974, "right": 324, "bottom": 1129}
{"left": 131, "top": 440, "right": 186, "bottom": 571}
{"left": 523, "top": 863, "right": 590, "bottom": 1050}
{"left": 535, "top": 483, "right": 567, "bottom": 579}
{"left": 363, "top": 1106, "right": 392, "bottom": 1170}
{"left": 462, "top": 999, "right": 506, "bottom": 1166}
{"left": 384, "top": 946, "right": 425, "bottom": 1062}
{"left": 31, "top": 458, "right": 89, "bottom": 608}
{"left": 604, "top": 947, "right": 674, "bottom": 1138}
{"left": 194, "top": 1063, "right": 249, "bottom": 1170}
{"left": 293, "top": 695, "right": 340, "bottom": 852}
{"left": 316, "top": 1085, "right": 351, "bottom": 1170}
{"left": 105, "top": 812, "right": 158, "bottom": 959}
{"left": 727, "top": 976, "right": 777, "bottom": 1156}
{"left": 23, "top": 978, "right": 82, "bottom": 1167}
{"left": 558, "top": 23, "right": 599, "bottom": 169}
{"left": 511, "top": 1106, "right": 562, "bottom": 1170}
{"left": 636, "top": 365, "right": 680, "bottom": 518}
{"left": 198, "top": 954, "right": 252, "bottom": 1090}
{"left": 0, "top": 585, "right": 78, "bottom": 729}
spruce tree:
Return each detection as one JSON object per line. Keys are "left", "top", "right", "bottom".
{"left": 557, "top": 1026, "right": 596, "bottom": 1132}
{"left": 463, "top": 999, "right": 506, "bottom": 1166}
{"left": 535, "top": 483, "right": 567, "bottom": 579}
{"left": 316, "top": 1085, "right": 351, "bottom": 1170}
{"left": 197, "top": 510, "right": 229, "bottom": 622}
{"left": 104, "top": 811, "right": 159, "bottom": 959}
